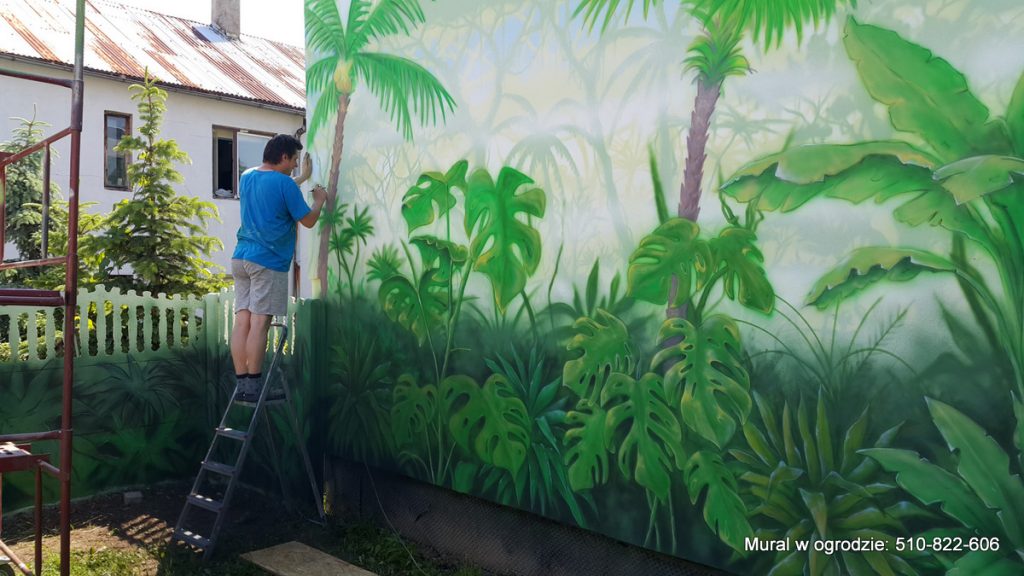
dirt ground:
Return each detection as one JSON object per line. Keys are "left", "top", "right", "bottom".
{"left": 2, "top": 481, "right": 337, "bottom": 575}
{"left": 2, "top": 480, "right": 492, "bottom": 576}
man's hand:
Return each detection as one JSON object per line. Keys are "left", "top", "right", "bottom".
{"left": 300, "top": 153, "right": 312, "bottom": 179}
{"left": 312, "top": 184, "right": 327, "bottom": 207}
{"left": 294, "top": 153, "right": 313, "bottom": 185}
{"left": 300, "top": 184, "right": 328, "bottom": 229}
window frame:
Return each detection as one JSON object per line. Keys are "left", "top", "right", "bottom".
{"left": 103, "top": 111, "right": 132, "bottom": 191}
{"left": 211, "top": 125, "right": 276, "bottom": 201}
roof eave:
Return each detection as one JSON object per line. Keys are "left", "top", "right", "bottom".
{"left": 0, "top": 52, "right": 306, "bottom": 115}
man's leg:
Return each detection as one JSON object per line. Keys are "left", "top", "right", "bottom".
{"left": 230, "top": 309, "right": 251, "bottom": 375}
{"left": 245, "top": 313, "right": 273, "bottom": 374}
{"left": 230, "top": 258, "right": 256, "bottom": 400}
{"left": 240, "top": 260, "right": 288, "bottom": 400}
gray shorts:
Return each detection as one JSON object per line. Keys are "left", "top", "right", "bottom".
{"left": 232, "top": 259, "right": 288, "bottom": 316}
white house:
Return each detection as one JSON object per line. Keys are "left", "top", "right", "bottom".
{"left": 0, "top": 0, "right": 314, "bottom": 296}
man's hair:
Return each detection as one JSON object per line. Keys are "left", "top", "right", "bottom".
{"left": 263, "top": 134, "right": 303, "bottom": 164}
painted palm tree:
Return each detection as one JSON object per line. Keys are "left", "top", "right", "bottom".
{"left": 575, "top": 0, "right": 857, "bottom": 223}
{"left": 305, "top": 0, "right": 456, "bottom": 296}
{"left": 575, "top": 0, "right": 856, "bottom": 317}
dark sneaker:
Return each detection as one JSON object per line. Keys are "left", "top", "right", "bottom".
{"left": 234, "top": 391, "right": 259, "bottom": 404}
{"left": 233, "top": 377, "right": 260, "bottom": 403}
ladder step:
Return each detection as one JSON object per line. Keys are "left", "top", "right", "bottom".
{"left": 173, "top": 528, "right": 210, "bottom": 549}
{"left": 216, "top": 427, "right": 247, "bottom": 441}
{"left": 201, "top": 460, "right": 236, "bottom": 477}
{"left": 187, "top": 493, "right": 224, "bottom": 513}
{"left": 234, "top": 397, "right": 286, "bottom": 407}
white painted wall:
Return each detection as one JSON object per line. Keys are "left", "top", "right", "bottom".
{"left": 1, "top": 57, "right": 316, "bottom": 296}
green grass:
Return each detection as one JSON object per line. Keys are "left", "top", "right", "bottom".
{"left": 33, "top": 548, "right": 149, "bottom": 576}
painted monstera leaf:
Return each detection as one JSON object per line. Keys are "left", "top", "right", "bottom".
{"left": 410, "top": 235, "right": 468, "bottom": 282}
{"left": 651, "top": 315, "right": 751, "bottom": 449}
{"left": 563, "top": 309, "right": 633, "bottom": 403}
{"left": 844, "top": 18, "right": 1012, "bottom": 162}
{"left": 464, "top": 166, "right": 546, "bottom": 312}
{"left": 402, "top": 160, "right": 468, "bottom": 232}
{"left": 391, "top": 374, "right": 437, "bottom": 456}
{"left": 601, "top": 372, "right": 685, "bottom": 502}
{"left": 627, "top": 218, "right": 712, "bottom": 307}
{"left": 378, "top": 268, "right": 447, "bottom": 342}
{"left": 443, "top": 374, "right": 530, "bottom": 477}
{"left": 684, "top": 450, "right": 752, "bottom": 553}
{"left": 563, "top": 399, "right": 610, "bottom": 492}
{"left": 807, "top": 247, "right": 956, "bottom": 309}
{"left": 709, "top": 226, "right": 775, "bottom": 313}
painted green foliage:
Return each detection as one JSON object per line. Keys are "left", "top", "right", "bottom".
{"left": 735, "top": 391, "right": 923, "bottom": 575}
{"left": 372, "top": 161, "right": 546, "bottom": 352}
{"left": 655, "top": 314, "right": 750, "bottom": 449}
{"left": 301, "top": 2, "right": 1024, "bottom": 575}
{"left": 628, "top": 218, "right": 774, "bottom": 314}
{"left": 715, "top": 15, "right": 1024, "bottom": 574}
{"left": 389, "top": 373, "right": 532, "bottom": 486}
{"left": 465, "top": 168, "right": 547, "bottom": 312}
{"left": 344, "top": 160, "right": 572, "bottom": 523}
{"left": 553, "top": 196, "right": 777, "bottom": 553}
{"left": 328, "top": 323, "right": 395, "bottom": 463}
{"left": 865, "top": 400, "right": 1024, "bottom": 575}
{"left": 562, "top": 309, "right": 633, "bottom": 402}
{"left": 721, "top": 18, "right": 1024, "bottom": 404}
{"left": 0, "top": 352, "right": 209, "bottom": 509}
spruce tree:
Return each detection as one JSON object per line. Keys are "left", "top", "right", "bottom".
{"left": 90, "top": 70, "right": 229, "bottom": 296}
{"left": 2, "top": 111, "right": 48, "bottom": 264}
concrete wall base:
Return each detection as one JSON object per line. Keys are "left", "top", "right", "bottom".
{"left": 325, "top": 458, "right": 728, "bottom": 576}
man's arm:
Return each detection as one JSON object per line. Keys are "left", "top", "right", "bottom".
{"left": 299, "top": 184, "right": 327, "bottom": 229}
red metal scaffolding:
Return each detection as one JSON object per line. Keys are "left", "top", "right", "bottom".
{"left": 0, "top": 1, "right": 85, "bottom": 575}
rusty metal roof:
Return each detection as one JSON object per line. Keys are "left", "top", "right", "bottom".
{"left": 0, "top": 0, "right": 305, "bottom": 110}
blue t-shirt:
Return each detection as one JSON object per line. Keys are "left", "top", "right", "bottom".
{"left": 232, "top": 169, "right": 311, "bottom": 272}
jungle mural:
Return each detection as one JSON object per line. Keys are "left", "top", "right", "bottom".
{"left": 304, "top": 0, "right": 1024, "bottom": 574}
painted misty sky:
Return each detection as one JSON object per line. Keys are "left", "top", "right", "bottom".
{"left": 306, "top": 0, "right": 1024, "bottom": 362}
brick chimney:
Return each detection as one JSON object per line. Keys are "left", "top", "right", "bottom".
{"left": 212, "top": 0, "right": 240, "bottom": 39}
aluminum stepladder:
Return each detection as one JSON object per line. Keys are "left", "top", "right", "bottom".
{"left": 171, "top": 321, "right": 326, "bottom": 559}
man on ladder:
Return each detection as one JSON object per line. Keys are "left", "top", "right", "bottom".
{"left": 231, "top": 135, "right": 325, "bottom": 401}
{"left": 172, "top": 135, "right": 327, "bottom": 558}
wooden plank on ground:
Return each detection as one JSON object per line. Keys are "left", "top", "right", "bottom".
{"left": 241, "top": 541, "right": 377, "bottom": 576}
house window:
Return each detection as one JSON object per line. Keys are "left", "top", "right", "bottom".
{"left": 104, "top": 112, "right": 131, "bottom": 189}
{"left": 212, "top": 126, "right": 272, "bottom": 199}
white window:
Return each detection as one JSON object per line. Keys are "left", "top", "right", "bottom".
{"left": 104, "top": 112, "right": 131, "bottom": 189}
{"left": 212, "top": 126, "right": 272, "bottom": 199}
